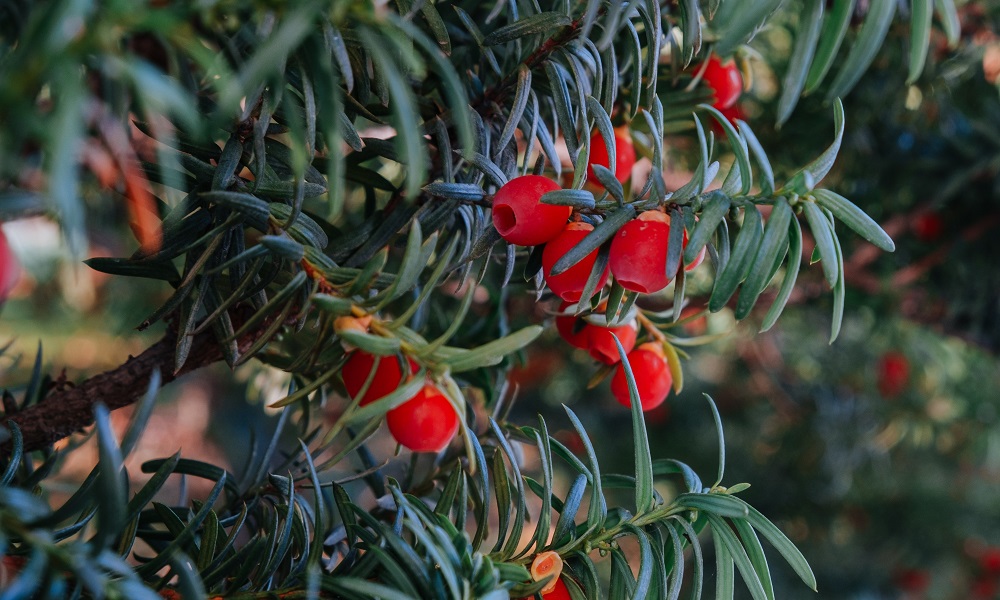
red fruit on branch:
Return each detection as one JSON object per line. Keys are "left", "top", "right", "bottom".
{"left": 555, "top": 306, "right": 591, "bottom": 350}
{"left": 0, "top": 227, "right": 21, "bottom": 303}
{"left": 492, "top": 175, "right": 569, "bottom": 246}
{"left": 586, "top": 128, "right": 636, "bottom": 185}
{"left": 912, "top": 212, "right": 944, "bottom": 242}
{"left": 610, "top": 342, "right": 673, "bottom": 411}
{"left": 516, "top": 578, "right": 572, "bottom": 600}
{"left": 342, "top": 351, "right": 417, "bottom": 406}
{"left": 555, "top": 302, "right": 636, "bottom": 364}
{"left": 981, "top": 548, "right": 1000, "bottom": 573}
{"left": 701, "top": 55, "right": 743, "bottom": 111}
{"left": 585, "top": 315, "right": 638, "bottom": 365}
{"left": 543, "top": 222, "right": 609, "bottom": 302}
{"left": 893, "top": 568, "right": 931, "bottom": 593}
{"left": 609, "top": 211, "right": 687, "bottom": 294}
{"left": 385, "top": 384, "right": 459, "bottom": 453}
{"left": 876, "top": 351, "right": 910, "bottom": 398}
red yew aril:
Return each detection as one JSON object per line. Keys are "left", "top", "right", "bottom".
{"left": 385, "top": 384, "right": 459, "bottom": 453}
{"left": 516, "top": 578, "right": 572, "bottom": 600}
{"left": 609, "top": 211, "right": 687, "bottom": 294}
{"left": 342, "top": 351, "right": 418, "bottom": 406}
{"left": 981, "top": 548, "right": 1000, "bottom": 573}
{"left": 585, "top": 314, "right": 637, "bottom": 365}
{"left": 492, "top": 175, "right": 570, "bottom": 246}
{"left": 876, "top": 351, "right": 910, "bottom": 398}
{"left": 555, "top": 302, "right": 636, "bottom": 364}
{"left": 543, "top": 222, "right": 609, "bottom": 302}
{"left": 912, "top": 212, "right": 944, "bottom": 242}
{"left": 555, "top": 305, "right": 590, "bottom": 350}
{"left": 686, "top": 245, "right": 707, "bottom": 271}
{"left": 701, "top": 55, "right": 743, "bottom": 111}
{"left": 586, "top": 129, "right": 636, "bottom": 185}
{"left": 0, "top": 227, "right": 20, "bottom": 303}
{"left": 610, "top": 342, "right": 673, "bottom": 411}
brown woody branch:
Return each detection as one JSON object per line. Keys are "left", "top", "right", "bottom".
{"left": 1, "top": 312, "right": 277, "bottom": 459}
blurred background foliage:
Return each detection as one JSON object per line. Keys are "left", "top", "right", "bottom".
{"left": 1, "top": 0, "right": 999, "bottom": 598}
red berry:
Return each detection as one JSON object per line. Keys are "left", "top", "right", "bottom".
{"left": 342, "top": 351, "right": 417, "bottom": 406}
{"left": 585, "top": 316, "right": 637, "bottom": 365}
{"left": 543, "top": 222, "right": 609, "bottom": 302}
{"left": 912, "top": 212, "right": 944, "bottom": 242}
{"left": 609, "top": 211, "right": 687, "bottom": 294}
{"left": 972, "top": 576, "right": 998, "bottom": 599}
{"left": 492, "top": 175, "right": 570, "bottom": 246}
{"left": 587, "top": 129, "right": 636, "bottom": 185}
{"left": 385, "top": 384, "right": 459, "bottom": 453}
{"left": 516, "top": 578, "right": 572, "bottom": 600}
{"left": 876, "top": 351, "right": 910, "bottom": 398}
{"left": 0, "top": 227, "right": 20, "bottom": 303}
{"left": 555, "top": 304, "right": 591, "bottom": 350}
{"left": 685, "top": 245, "right": 707, "bottom": 271}
{"left": 701, "top": 55, "right": 743, "bottom": 111}
{"left": 710, "top": 103, "right": 745, "bottom": 136}
{"left": 893, "top": 568, "right": 930, "bottom": 593}
{"left": 610, "top": 342, "right": 673, "bottom": 411}
{"left": 981, "top": 548, "right": 1000, "bottom": 573}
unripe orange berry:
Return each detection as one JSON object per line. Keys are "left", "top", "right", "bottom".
{"left": 385, "top": 384, "right": 459, "bottom": 453}
{"left": 587, "top": 129, "right": 636, "bottom": 185}
{"left": 610, "top": 342, "right": 672, "bottom": 411}
{"left": 492, "top": 175, "right": 570, "bottom": 246}
{"left": 608, "top": 211, "right": 688, "bottom": 294}
{"left": 701, "top": 55, "right": 743, "bottom": 111}
{"left": 542, "top": 222, "right": 609, "bottom": 302}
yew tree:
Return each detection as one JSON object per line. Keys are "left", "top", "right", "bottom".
{"left": 0, "top": 0, "right": 962, "bottom": 598}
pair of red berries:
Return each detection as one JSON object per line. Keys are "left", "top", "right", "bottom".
{"left": 341, "top": 351, "right": 459, "bottom": 453}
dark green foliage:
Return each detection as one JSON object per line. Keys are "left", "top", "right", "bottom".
{"left": 0, "top": 0, "right": 953, "bottom": 597}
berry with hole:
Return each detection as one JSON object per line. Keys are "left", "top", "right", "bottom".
{"left": 701, "top": 55, "right": 743, "bottom": 111}
{"left": 385, "top": 383, "right": 459, "bottom": 453}
{"left": 543, "top": 222, "right": 609, "bottom": 302}
{"left": 492, "top": 175, "right": 570, "bottom": 246}
{"left": 609, "top": 211, "right": 687, "bottom": 294}
{"left": 587, "top": 128, "right": 636, "bottom": 185}
{"left": 610, "top": 342, "right": 673, "bottom": 411}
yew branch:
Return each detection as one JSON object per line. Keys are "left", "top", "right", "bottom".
{"left": 1, "top": 313, "right": 275, "bottom": 458}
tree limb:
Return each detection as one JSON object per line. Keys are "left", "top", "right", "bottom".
{"left": 1, "top": 312, "right": 275, "bottom": 458}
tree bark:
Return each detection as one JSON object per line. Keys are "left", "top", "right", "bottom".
{"left": 1, "top": 315, "right": 272, "bottom": 458}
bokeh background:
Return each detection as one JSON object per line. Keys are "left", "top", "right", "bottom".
{"left": 2, "top": 4, "right": 1000, "bottom": 599}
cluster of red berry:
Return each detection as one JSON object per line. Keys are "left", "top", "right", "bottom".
{"left": 331, "top": 54, "right": 745, "bottom": 452}
{"left": 489, "top": 55, "right": 743, "bottom": 415}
